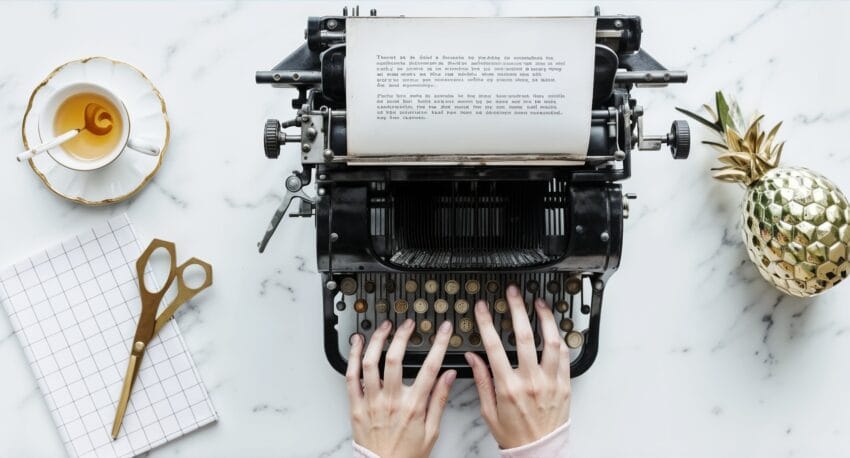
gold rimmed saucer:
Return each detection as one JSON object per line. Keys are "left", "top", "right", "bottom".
{"left": 21, "top": 57, "right": 170, "bottom": 205}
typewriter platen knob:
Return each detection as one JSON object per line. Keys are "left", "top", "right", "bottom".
{"left": 668, "top": 120, "right": 690, "bottom": 159}
{"left": 264, "top": 119, "right": 282, "bottom": 158}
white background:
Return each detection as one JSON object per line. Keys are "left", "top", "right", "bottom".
{"left": 1, "top": 1, "right": 849, "bottom": 457}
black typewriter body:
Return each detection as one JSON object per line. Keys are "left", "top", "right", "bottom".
{"left": 256, "top": 9, "right": 689, "bottom": 378}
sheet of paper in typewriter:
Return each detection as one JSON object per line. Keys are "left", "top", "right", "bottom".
{"left": 345, "top": 17, "right": 597, "bottom": 164}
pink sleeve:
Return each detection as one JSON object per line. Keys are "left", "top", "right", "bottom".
{"left": 352, "top": 440, "right": 381, "bottom": 458}
{"left": 499, "top": 419, "right": 571, "bottom": 458}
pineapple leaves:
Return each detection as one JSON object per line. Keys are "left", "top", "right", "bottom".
{"left": 711, "top": 167, "right": 751, "bottom": 185}
{"left": 702, "top": 104, "right": 718, "bottom": 122}
{"left": 678, "top": 91, "right": 787, "bottom": 185}
{"left": 675, "top": 107, "right": 721, "bottom": 132}
{"left": 728, "top": 97, "right": 747, "bottom": 134}
{"left": 716, "top": 151, "right": 754, "bottom": 167}
{"left": 715, "top": 91, "right": 734, "bottom": 134}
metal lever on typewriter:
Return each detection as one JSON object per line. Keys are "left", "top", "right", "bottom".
{"left": 258, "top": 173, "right": 316, "bottom": 253}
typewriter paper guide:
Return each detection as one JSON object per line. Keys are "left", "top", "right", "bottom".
{"left": 345, "top": 17, "right": 597, "bottom": 165}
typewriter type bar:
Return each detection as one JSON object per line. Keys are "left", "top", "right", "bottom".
{"left": 255, "top": 8, "right": 690, "bottom": 378}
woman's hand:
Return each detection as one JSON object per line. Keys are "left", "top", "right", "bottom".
{"left": 347, "top": 318, "right": 457, "bottom": 458}
{"left": 465, "top": 285, "right": 572, "bottom": 449}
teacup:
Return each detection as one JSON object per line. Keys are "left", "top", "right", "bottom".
{"left": 38, "top": 82, "right": 159, "bottom": 171}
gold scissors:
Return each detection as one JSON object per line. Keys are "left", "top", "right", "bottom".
{"left": 111, "top": 239, "right": 213, "bottom": 439}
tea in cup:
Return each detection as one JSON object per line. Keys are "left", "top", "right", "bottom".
{"left": 38, "top": 82, "right": 159, "bottom": 171}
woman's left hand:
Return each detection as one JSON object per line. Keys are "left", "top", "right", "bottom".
{"left": 347, "top": 318, "right": 457, "bottom": 458}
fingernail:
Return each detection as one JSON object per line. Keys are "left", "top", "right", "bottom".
{"left": 535, "top": 298, "right": 547, "bottom": 309}
{"left": 439, "top": 320, "right": 452, "bottom": 334}
{"left": 445, "top": 370, "right": 457, "bottom": 385}
{"left": 507, "top": 285, "right": 520, "bottom": 297}
{"left": 475, "top": 301, "right": 488, "bottom": 314}
{"left": 404, "top": 318, "right": 414, "bottom": 329}
{"left": 464, "top": 352, "right": 475, "bottom": 367}
{"left": 381, "top": 320, "right": 392, "bottom": 330}
{"left": 350, "top": 333, "right": 362, "bottom": 346}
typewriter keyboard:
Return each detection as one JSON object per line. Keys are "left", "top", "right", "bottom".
{"left": 332, "top": 272, "right": 592, "bottom": 361}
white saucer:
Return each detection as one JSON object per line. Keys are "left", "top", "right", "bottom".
{"left": 22, "top": 57, "right": 169, "bottom": 205}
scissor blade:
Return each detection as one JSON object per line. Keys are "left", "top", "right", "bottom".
{"left": 111, "top": 354, "right": 139, "bottom": 439}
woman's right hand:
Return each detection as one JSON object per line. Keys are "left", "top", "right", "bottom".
{"left": 464, "top": 285, "right": 572, "bottom": 449}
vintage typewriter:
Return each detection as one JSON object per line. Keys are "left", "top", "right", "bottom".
{"left": 255, "top": 8, "right": 689, "bottom": 377}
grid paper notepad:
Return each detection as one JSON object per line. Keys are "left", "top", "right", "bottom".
{"left": 0, "top": 214, "right": 217, "bottom": 458}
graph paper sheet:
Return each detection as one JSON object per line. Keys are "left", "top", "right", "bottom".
{"left": 0, "top": 214, "right": 217, "bottom": 458}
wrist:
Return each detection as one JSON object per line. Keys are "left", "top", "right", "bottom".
{"left": 352, "top": 440, "right": 381, "bottom": 458}
{"left": 499, "top": 418, "right": 571, "bottom": 456}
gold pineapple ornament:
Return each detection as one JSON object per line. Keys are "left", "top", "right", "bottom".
{"left": 678, "top": 92, "right": 850, "bottom": 297}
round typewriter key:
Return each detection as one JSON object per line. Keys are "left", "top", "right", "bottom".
{"left": 486, "top": 280, "right": 500, "bottom": 294}
{"left": 375, "top": 299, "right": 388, "bottom": 314}
{"left": 360, "top": 319, "right": 372, "bottom": 330}
{"left": 429, "top": 334, "right": 436, "bottom": 345}
{"left": 464, "top": 279, "right": 480, "bottom": 295}
{"left": 560, "top": 318, "right": 574, "bottom": 332}
{"left": 444, "top": 279, "right": 460, "bottom": 295}
{"left": 453, "top": 299, "right": 470, "bottom": 314}
{"left": 354, "top": 298, "right": 368, "bottom": 313}
{"left": 500, "top": 318, "right": 512, "bottom": 332}
{"left": 364, "top": 280, "right": 376, "bottom": 294}
{"left": 404, "top": 279, "right": 419, "bottom": 293}
{"left": 547, "top": 280, "right": 561, "bottom": 294}
{"left": 494, "top": 298, "right": 508, "bottom": 314}
{"left": 419, "top": 319, "right": 433, "bottom": 333}
{"left": 410, "top": 332, "right": 423, "bottom": 346}
{"left": 385, "top": 279, "right": 396, "bottom": 293}
{"left": 459, "top": 317, "right": 474, "bottom": 333}
{"left": 393, "top": 299, "right": 409, "bottom": 314}
{"left": 424, "top": 279, "right": 439, "bottom": 294}
{"left": 565, "top": 276, "right": 582, "bottom": 295}
{"left": 526, "top": 280, "right": 539, "bottom": 293}
{"left": 434, "top": 298, "right": 449, "bottom": 314}
{"left": 449, "top": 334, "right": 463, "bottom": 348}
{"left": 335, "top": 300, "right": 346, "bottom": 311}
{"left": 413, "top": 298, "right": 429, "bottom": 314}
{"left": 566, "top": 331, "right": 584, "bottom": 349}
{"left": 340, "top": 277, "right": 357, "bottom": 295}
{"left": 555, "top": 300, "right": 570, "bottom": 313}
{"left": 581, "top": 304, "right": 590, "bottom": 314}
{"left": 469, "top": 332, "right": 482, "bottom": 346}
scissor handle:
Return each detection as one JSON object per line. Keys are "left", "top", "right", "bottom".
{"left": 153, "top": 257, "right": 214, "bottom": 335}
{"left": 175, "top": 257, "right": 213, "bottom": 294}
{"left": 136, "top": 239, "right": 178, "bottom": 296}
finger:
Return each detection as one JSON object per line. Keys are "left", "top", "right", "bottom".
{"left": 414, "top": 320, "right": 452, "bottom": 397}
{"left": 534, "top": 298, "right": 561, "bottom": 377}
{"left": 345, "top": 333, "right": 365, "bottom": 407}
{"left": 465, "top": 352, "right": 497, "bottom": 423}
{"left": 425, "top": 369, "right": 457, "bottom": 441}
{"left": 474, "top": 300, "right": 512, "bottom": 378}
{"left": 506, "top": 285, "right": 537, "bottom": 371}
{"left": 362, "top": 320, "right": 392, "bottom": 395}
{"left": 384, "top": 318, "right": 415, "bottom": 393}
{"left": 558, "top": 340, "right": 571, "bottom": 381}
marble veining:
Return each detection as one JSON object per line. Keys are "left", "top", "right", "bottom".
{"left": 1, "top": 1, "right": 849, "bottom": 457}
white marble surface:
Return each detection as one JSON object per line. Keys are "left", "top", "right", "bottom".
{"left": 1, "top": 1, "right": 849, "bottom": 457}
